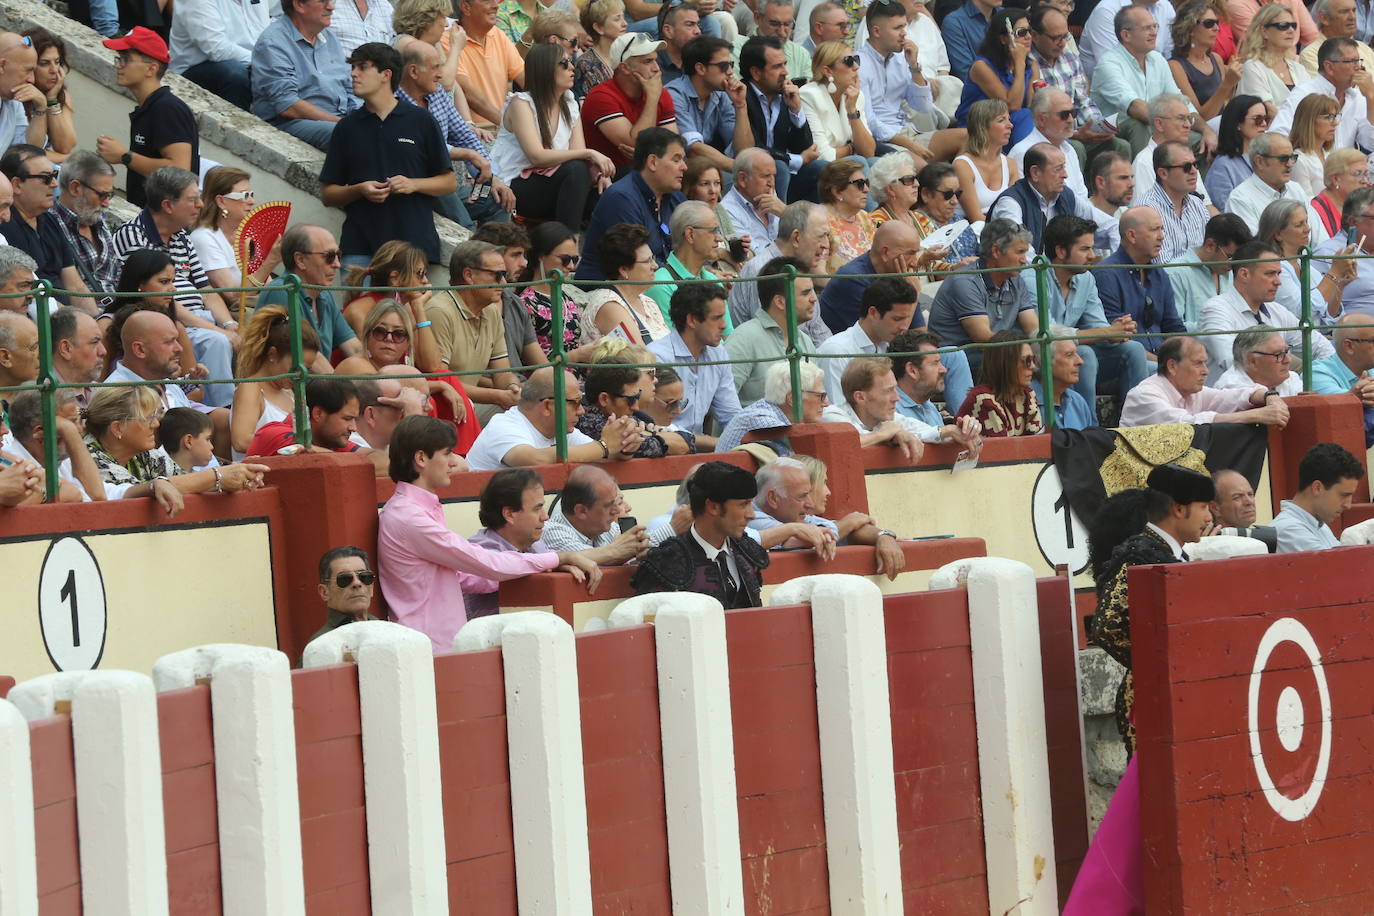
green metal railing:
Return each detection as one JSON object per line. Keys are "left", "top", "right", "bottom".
{"left": 2, "top": 245, "right": 1357, "bottom": 503}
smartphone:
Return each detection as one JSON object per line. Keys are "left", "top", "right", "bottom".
{"left": 727, "top": 237, "right": 749, "bottom": 262}
{"left": 619, "top": 516, "right": 638, "bottom": 531}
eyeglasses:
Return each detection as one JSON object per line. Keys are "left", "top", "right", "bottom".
{"left": 1036, "top": 30, "right": 1071, "bottom": 42}
{"left": 1319, "top": 112, "right": 1341, "bottom": 122}
{"left": 79, "top": 180, "right": 114, "bottom": 202}
{"left": 1252, "top": 347, "right": 1292, "bottom": 361}
{"left": 369, "top": 326, "right": 410, "bottom": 342}
{"left": 661, "top": 396, "right": 689, "bottom": 412}
{"left": 615, "top": 392, "right": 642, "bottom": 406}
{"left": 802, "top": 388, "right": 828, "bottom": 401}
{"left": 1350, "top": 336, "right": 1374, "bottom": 344}
{"left": 552, "top": 34, "right": 577, "bottom": 46}
{"left": 1332, "top": 57, "right": 1363, "bottom": 65}
{"left": 841, "top": 54, "right": 860, "bottom": 67}
{"left": 556, "top": 253, "right": 580, "bottom": 267}
{"left": 1126, "top": 23, "right": 1160, "bottom": 31}
{"left": 18, "top": 171, "right": 58, "bottom": 184}
{"left": 1248, "top": 114, "right": 1272, "bottom": 125}
{"left": 848, "top": 177, "right": 870, "bottom": 190}
{"left": 1198, "top": 17, "right": 1219, "bottom": 28}
{"left": 1260, "top": 153, "right": 1300, "bottom": 164}
{"left": 310, "top": 249, "right": 343, "bottom": 262}
{"left": 708, "top": 60, "right": 735, "bottom": 72}
{"left": 557, "top": 56, "right": 574, "bottom": 69}
{"left": 331, "top": 570, "right": 376, "bottom": 588}
{"left": 896, "top": 174, "right": 918, "bottom": 186}
{"left": 1019, "top": 355, "right": 1040, "bottom": 368}
{"left": 542, "top": 396, "right": 583, "bottom": 409}
{"left": 1163, "top": 160, "right": 1199, "bottom": 172}
{"left": 766, "top": 16, "right": 795, "bottom": 28}
{"left": 691, "top": 224, "right": 724, "bottom": 236}
{"left": 221, "top": 189, "right": 256, "bottom": 201}
{"left": 1264, "top": 20, "right": 1298, "bottom": 30}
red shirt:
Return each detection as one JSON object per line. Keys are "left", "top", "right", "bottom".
{"left": 246, "top": 421, "right": 361, "bottom": 457}
{"left": 581, "top": 77, "right": 677, "bottom": 167}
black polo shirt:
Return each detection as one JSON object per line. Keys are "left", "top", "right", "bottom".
{"left": 319, "top": 99, "right": 450, "bottom": 263}
{"left": 1, "top": 210, "right": 75, "bottom": 303}
{"left": 128, "top": 85, "right": 200, "bottom": 208}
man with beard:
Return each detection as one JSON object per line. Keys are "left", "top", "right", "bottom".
{"left": 1086, "top": 150, "right": 1134, "bottom": 256}
{"left": 888, "top": 328, "right": 985, "bottom": 447}
{"left": 52, "top": 150, "right": 121, "bottom": 300}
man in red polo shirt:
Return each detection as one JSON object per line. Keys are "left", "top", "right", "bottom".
{"left": 582, "top": 34, "right": 679, "bottom": 171}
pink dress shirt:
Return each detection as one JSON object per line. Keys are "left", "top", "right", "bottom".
{"left": 1119, "top": 374, "right": 1264, "bottom": 427}
{"left": 378, "top": 481, "right": 560, "bottom": 652}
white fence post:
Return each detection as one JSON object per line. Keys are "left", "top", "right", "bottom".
{"left": 769, "top": 574, "right": 903, "bottom": 915}
{"left": 454, "top": 612, "right": 592, "bottom": 914}
{"left": 152, "top": 644, "right": 305, "bottom": 916}
{"left": 931, "top": 557, "right": 1058, "bottom": 915}
{"left": 610, "top": 593, "right": 745, "bottom": 915}
{"left": 9, "top": 671, "right": 169, "bottom": 916}
{"left": 302, "top": 621, "right": 447, "bottom": 915}
{"left": 0, "top": 698, "right": 37, "bottom": 916}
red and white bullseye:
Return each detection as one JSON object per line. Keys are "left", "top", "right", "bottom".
{"left": 1247, "top": 617, "right": 1331, "bottom": 822}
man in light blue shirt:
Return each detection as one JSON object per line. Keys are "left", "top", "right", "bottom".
{"left": 665, "top": 36, "right": 753, "bottom": 176}
{"left": 1162, "top": 214, "right": 1251, "bottom": 329}
{"left": 1029, "top": 332, "right": 1096, "bottom": 429}
{"left": 889, "top": 328, "right": 987, "bottom": 446}
{"left": 1089, "top": 5, "right": 1204, "bottom": 156}
{"left": 648, "top": 282, "right": 742, "bottom": 448}
{"left": 859, "top": 3, "right": 958, "bottom": 164}
{"left": 941, "top": 0, "right": 999, "bottom": 79}
{"left": 1311, "top": 315, "right": 1374, "bottom": 446}
{"left": 1273, "top": 442, "right": 1364, "bottom": 553}
{"left": 251, "top": 0, "right": 358, "bottom": 149}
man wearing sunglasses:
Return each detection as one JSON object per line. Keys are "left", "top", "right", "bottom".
{"left": 1138, "top": 140, "right": 1212, "bottom": 263}
{"left": 1273, "top": 36, "right": 1374, "bottom": 153}
{"left": 257, "top": 223, "right": 364, "bottom": 375}
{"left": 1028, "top": 6, "right": 1129, "bottom": 162}
{"left": 583, "top": 33, "right": 679, "bottom": 170}
{"left": 309, "top": 546, "right": 380, "bottom": 648}
{"left": 667, "top": 36, "right": 754, "bottom": 179}
{"left": 1008, "top": 88, "right": 1090, "bottom": 202}
{"left": 1224, "top": 132, "right": 1308, "bottom": 235}
{"left": 0, "top": 146, "right": 98, "bottom": 316}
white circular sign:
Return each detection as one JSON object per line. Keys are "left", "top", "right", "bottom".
{"left": 38, "top": 536, "right": 107, "bottom": 671}
{"left": 1248, "top": 617, "right": 1331, "bottom": 822}
{"left": 1030, "top": 463, "right": 1090, "bottom": 574}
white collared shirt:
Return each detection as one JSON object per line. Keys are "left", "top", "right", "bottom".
{"left": 817, "top": 322, "right": 882, "bottom": 404}
{"left": 1196, "top": 286, "right": 1333, "bottom": 380}
{"left": 1224, "top": 175, "right": 1310, "bottom": 237}
{"left": 1272, "top": 74, "right": 1374, "bottom": 153}
{"left": 690, "top": 522, "right": 742, "bottom": 585}
{"left": 1146, "top": 522, "right": 1185, "bottom": 560}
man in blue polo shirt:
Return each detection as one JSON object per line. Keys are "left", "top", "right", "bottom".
{"left": 1030, "top": 331, "right": 1096, "bottom": 430}
{"left": 942, "top": 0, "right": 1001, "bottom": 78}
{"left": 320, "top": 43, "right": 455, "bottom": 268}
{"left": 256, "top": 224, "right": 363, "bottom": 374}
{"left": 577, "top": 127, "right": 687, "bottom": 282}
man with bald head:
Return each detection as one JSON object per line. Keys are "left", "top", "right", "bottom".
{"left": 465, "top": 367, "right": 644, "bottom": 470}
{"left": 1210, "top": 469, "right": 1258, "bottom": 529}
{"left": 0, "top": 310, "right": 37, "bottom": 397}
{"left": 106, "top": 309, "right": 191, "bottom": 405}
{"left": 539, "top": 464, "right": 650, "bottom": 561}
{"left": 0, "top": 33, "right": 37, "bottom": 150}
{"left": 1096, "top": 205, "right": 1187, "bottom": 359}
{"left": 1312, "top": 315, "right": 1374, "bottom": 446}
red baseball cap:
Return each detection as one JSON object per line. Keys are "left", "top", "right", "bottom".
{"left": 102, "top": 27, "right": 169, "bottom": 65}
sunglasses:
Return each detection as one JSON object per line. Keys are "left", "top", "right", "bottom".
{"left": 311, "top": 249, "right": 343, "bottom": 262}
{"left": 18, "top": 170, "right": 58, "bottom": 184}
{"left": 662, "top": 396, "right": 689, "bottom": 412}
{"left": 1264, "top": 20, "right": 1298, "bottom": 30}
{"left": 708, "top": 59, "right": 735, "bottom": 72}
{"left": 1163, "top": 160, "right": 1198, "bottom": 172}
{"left": 1052, "top": 108, "right": 1077, "bottom": 121}
{"left": 475, "top": 267, "right": 510, "bottom": 281}
{"left": 331, "top": 570, "right": 376, "bottom": 588}
{"left": 896, "top": 174, "right": 918, "bottom": 186}
{"left": 1013, "top": 27, "right": 1032, "bottom": 37}
{"left": 841, "top": 54, "right": 860, "bottom": 67}
{"left": 221, "top": 189, "right": 256, "bottom": 201}
{"left": 615, "top": 392, "right": 643, "bottom": 406}
{"left": 931, "top": 187, "right": 959, "bottom": 200}
{"left": 369, "top": 326, "right": 410, "bottom": 342}
{"left": 1249, "top": 114, "right": 1272, "bottom": 125}
{"left": 557, "top": 56, "right": 575, "bottom": 69}
{"left": 848, "top": 177, "right": 870, "bottom": 190}
{"left": 557, "top": 253, "right": 580, "bottom": 267}
{"left": 1198, "top": 17, "right": 1219, "bottom": 27}
{"left": 79, "top": 179, "right": 114, "bottom": 202}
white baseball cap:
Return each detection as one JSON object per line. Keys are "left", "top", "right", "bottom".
{"left": 610, "top": 33, "right": 665, "bottom": 64}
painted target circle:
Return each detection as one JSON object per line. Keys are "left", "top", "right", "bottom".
{"left": 1247, "top": 618, "right": 1331, "bottom": 822}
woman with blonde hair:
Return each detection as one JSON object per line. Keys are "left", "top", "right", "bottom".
{"left": 953, "top": 99, "right": 1019, "bottom": 222}
{"left": 799, "top": 42, "right": 876, "bottom": 163}
{"left": 573, "top": 0, "right": 627, "bottom": 99}
{"left": 1309, "top": 147, "right": 1369, "bottom": 244}
{"left": 591, "top": 335, "right": 657, "bottom": 402}
{"left": 1289, "top": 93, "right": 1341, "bottom": 198}
{"left": 230, "top": 306, "right": 321, "bottom": 459}
{"left": 1169, "top": 1, "right": 1241, "bottom": 120}
{"left": 190, "top": 166, "right": 283, "bottom": 316}
{"left": 392, "top": 0, "right": 465, "bottom": 93}
{"left": 819, "top": 159, "right": 877, "bottom": 273}
{"left": 85, "top": 385, "right": 267, "bottom": 505}
{"left": 1237, "top": 4, "right": 1305, "bottom": 109}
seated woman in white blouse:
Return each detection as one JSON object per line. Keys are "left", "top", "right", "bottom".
{"left": 799, "top": 41, "right": 877, "bottom": 164}
{"left": 1236, "top": 4, "right": 1305, "bottom": 112}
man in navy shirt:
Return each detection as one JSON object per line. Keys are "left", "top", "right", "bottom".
{"left": 1095, "top": 206, "right": 1187, "bottom": 358}
{"left": 577, "top": 127, "right": 687, "bottom": 282}
{"left": 320, "top": 43, "right": 455, "bottom": 268}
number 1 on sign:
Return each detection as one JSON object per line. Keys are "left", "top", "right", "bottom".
{"left": 60, "top": 569, "right": 80, "bottom": 647}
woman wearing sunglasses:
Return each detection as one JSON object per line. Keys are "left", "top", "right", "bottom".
{"left": 956, "top": 8, "right": 1039, "bottom": 148}
{"left": 873, "top": 158, "right": 975, "bottom": 275}
{"left": 191, "top": 166, "right": 283, "bottom": 316}
{"left": 1205, "top": 94, "right": 1268, "bottom": 209}
{"left": 489, "top": 43, "right": 616, "bottom": 230}
{"left": 1237, "top": 4, "right": 1305, "bottom": 109}
{"left": 799, "top": 42, "right": 876, "bottom": 165}
{"left": 954, "top": 329, "right": 1044, "bottom": 438}
{"left": 336, "top": 299, "right": 482, "bottom": 453}
{"left": 517, "top": 221, "right": 597, "bottom": 358}
{"left": 1168, "top": 1, "right": 1241, "bottom": 121}
{"left": 819, "top": 159, "right": 877, "bottom": 273}
{"left": 578, "top": 353, "right": 695, "bottom": 456}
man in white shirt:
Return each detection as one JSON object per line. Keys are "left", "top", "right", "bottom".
{"left": 1273, "top": 442, "right": 1364, "bottom": 552}
{"left": 539, "top": 465, "right": 650, "bottom": 560}
{"left": 720, "top": 147, "right": 782, "bottom": 248}
{"left": 1079, "top": 0, "right": 1176, "bottom": 71}
{"left": 1198, "top": 239, "right": 1335, "bottom": 377}
{"left": 106, "top": 310, "right": 199, "bottom": 412}
{"left": 168, "top": 0, "right": 273, "bottom": 109}
{"left": 1273, "top": 36, "right": 1374, "bottom": 152}
{"left": 816, "top": 276, "right": 919, "bottom": 405}
{"left": 1300, "top": 0, "right": 1374, "bottom": 76}
{"left": 1087, "top": 150, "right": 1135, "bottom": 255}
{"left": 1131, "top": 93, "right": 1216, "bottom": 206}
{"left": 1008, "top": 88, "right": 1089, "bottom": 200}
{"left": 819, "top": 356, "right": 926, "bottom": 461}
{"left": 1225, "top": 133, "right": 1309, "bottom": 235}
{"left": 466, "top": 368, "right": 644, "bottom": 470}
{"left": 1213, "top": 325, "right": 1306, "bottom": 396}
{"left": 1120, "top": 334, "right": 1291, "bottom": 426}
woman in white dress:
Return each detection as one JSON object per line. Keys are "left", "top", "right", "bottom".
{"left": 1237, "top": 4, "right": 1306, "bottom": 111}
{"left": 229, "top": 305, "right": 319, "bottom": 460}
{"left": 1289, "top": 93, "right": 1339, "bottom": 198}
{"left": 581, "top": 222, "right": 670, "bottom": 345}
{"left": 189, "top": 167, "right": 282, "bottom": 319}
{"left": 799, "top": 42, "right": 877, "bottom": 163}
{"left": 952, "top": 98, "right": 1018, "bottom": 223}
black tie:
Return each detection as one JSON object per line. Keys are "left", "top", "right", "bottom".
{"left": 1255, "top": 303, "right": 1270, "bottom": 322}
{"left": 716, "top": 552, "right": 739, "bottom": 606}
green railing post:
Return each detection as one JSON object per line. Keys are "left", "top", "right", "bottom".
{"left": 550, "top": 269, "right": 568, "bottom": 462}
{"left": 33, "top": 280, "right": 58, "bottom": 501}
{"left": 783, "top": 263, "right": 803, "bottom": 423}
{"left": 1031, "top": 255, "right": 1057, "bottom": 430}
{"left": 1299, "top": 246, "right": 1314, "bottom": 393}
{"left": 284, "top": 273, "right": 311, "bottom": 449}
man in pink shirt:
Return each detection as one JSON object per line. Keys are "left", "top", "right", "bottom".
{"left": 378, "top": 414, "right": 602, "bottom": 651}
{"left": 1119, "top": 335, "right": 1291, "bottom": 427}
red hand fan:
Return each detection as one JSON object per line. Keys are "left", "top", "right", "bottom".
{"left": 232, "top": 201, "right": 292, "bottom": 278}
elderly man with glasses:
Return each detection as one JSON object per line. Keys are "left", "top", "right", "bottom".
{"left": 51, "top": 151, "right": 120, "bottom": 300}
{"left": 1225, "top": 132, "right": 1309, "bottom": 234}
{"left": 256, "top": 223, "right": 364, "bottom": 377}
{"left": 0, "top": 146, "right": 98, "bottom": 315}
{"left": 1213, "top": 325, "right": 1305, "bottom": 397}
{"left": 645, "top": 200, "right": 732, "bottom": 329}
{"left": 1273, "top": 36, "right": 1374, "bottom": 150}
{"left": 1029, "top": 5, "right": 1131, "bottom": 164}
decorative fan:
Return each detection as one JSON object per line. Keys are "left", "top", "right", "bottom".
{"left": 231, "top": 201, "right": 292, "bottom": 323}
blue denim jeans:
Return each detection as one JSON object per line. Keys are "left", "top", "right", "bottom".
{"left": 182, "top": 59, "right": 253, "bottom": 111}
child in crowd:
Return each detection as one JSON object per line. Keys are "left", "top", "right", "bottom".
{"left": 158, "top": 407, "right": 218, "bottom": 473}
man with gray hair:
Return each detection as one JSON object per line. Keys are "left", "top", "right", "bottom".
{"left": 112, "top": 166, "right": 240, "bottom": 405}
{"left": 1274, "top": 35, "right": 1374, "bottom": 152}
{"left": 1225, "top": 133, "right": 1309, "bottom": 235}
{"left": 721, "top": 147, "right": 782, "bottom": 247}
{"left": 729, "top": 200, "right": 829, "bottom": 337}
{"left": 1130, "top": 93, "right": 1216, "bottom": 205}
{"left": 646, "top": 199, "right": 728, "bottom": 325}
{"left": 928, "top": 219, "right": 1038, "bottom": 374}
{"left": 1301, "top": 0, "right": 1374, "bottom": 75}
{"left": 1214, "top": 325, "right": 1304, "bottom": 396}
{"left": 256, "top": 222, "right": 362, "bottom": 376}
{"left": 1008, "top": 88, "right": 1090, "bottom": 201}
{"left": 1029, "top": 326, "right": 1095, "bottom": 429}
{"left": 990, "top": 142, "right": 1093, "bottom": 253}
{"left": 0, "top": 246, "right": 36, "bottom": 317}
{"left": 714, "top": 360, "right": 826, "bottom": 452}
{"left": 52, "top": 150, "right": 121, "bottom": 298}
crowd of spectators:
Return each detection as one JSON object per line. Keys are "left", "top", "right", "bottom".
{"left": 3, "top": 0, "right": 1374, "bottom": 640}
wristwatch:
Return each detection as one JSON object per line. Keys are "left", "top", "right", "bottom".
{"left": 1264, "top": 388, "right": 1281, "bottom": 401}
{"left": 877, "top": 529, "right": 898, "bottom": 540}
{"left": 847, "top": 111, "right": 862, "bottom": 120}
{"left": 120, "top": 151, "right": 133, "bottom": 167}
